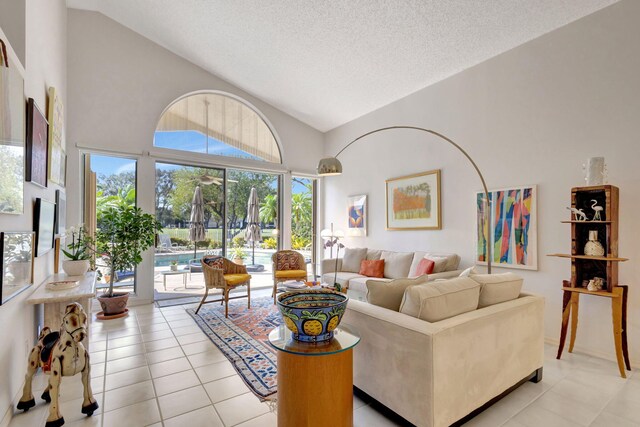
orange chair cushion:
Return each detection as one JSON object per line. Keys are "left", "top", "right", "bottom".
{"left": 275, "top": 270, "right": 307, "bottom": 279}
{"left": 359, "top": 259, "right": 385, "bottom": 278}
{"left": 275, "top": 252, "right": 301, "bottom": 270}
{"left": 223, "top": 274, "right": 251, "bottom": 286}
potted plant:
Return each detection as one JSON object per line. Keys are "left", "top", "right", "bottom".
{"left": 231, "top": 247, "right": 246, "bottom": 265}
{"left": 61, "top": 226, "right": 93, "bottom": 276}
{"left": 324, "top": 238, "right": 345, "bottom": 292}
{"left": 170, "top": 260, "right": 179, "bottom": 271}
{"left": 92, "top": 204, "right": 161, "bottom": 318}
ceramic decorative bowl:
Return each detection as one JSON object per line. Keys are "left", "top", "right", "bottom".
{"left": 277, "top": 290, "right": 348, "bottom": 342}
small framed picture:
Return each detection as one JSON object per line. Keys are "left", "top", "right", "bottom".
{"left": 55, "top": 190, "right": 66, "bottom": 236}
{"left": 347, "top": 195, "right": 367, "bottom": 237}
{"left": 26, "top": 98, "right": 49, "bottom": 188}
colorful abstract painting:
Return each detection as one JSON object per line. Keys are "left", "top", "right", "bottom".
{"left": 347, "top": 194, "right": 367, "bottom": 236}
{"left": 476, "top": 185, "right": 537, "bottom": 270}
{"left": 386, "top": 169, "right": 441, "bottom": 230}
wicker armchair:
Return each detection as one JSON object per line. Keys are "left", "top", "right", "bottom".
{"left": 196, "top": 256, "right": 251, "bottom": 317}
{"left": 272, "top": 250, "right": 308, "bottom": 304}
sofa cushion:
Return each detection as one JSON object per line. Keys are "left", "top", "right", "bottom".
{"left": 381, "top": 251, "right": 413, "bottom": 279}
{"left": 400, "top": 277, "right": 480, "bottom": 322}
{"left": 459, "top": 266, "right": 477, "bottom": 277}
{"left": 409, "top": 252, "right": 460, "bottom": 276}
{"left": 470, "top": 273, "right": 523, "bottom": 308}
{"left": 342, "top": 247, "right": 368, "bottom": 273}
{"left": 366, "top": 249, "right": 382, "bottom": 260}
{"left": 359, "top": 259, "right": 385, "bottom": 278}
{"left": 321, "top": 272, "right": 363, "bottom": 288}
{"left": 348, "top": 276, "right": 391, "bottom": 294}
{"left": 366, "top": 275, "right": 428, "bottom": 311}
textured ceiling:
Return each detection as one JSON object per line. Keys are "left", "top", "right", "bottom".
{"left": 66, "top": 0, "right": 619, "bottom": 131}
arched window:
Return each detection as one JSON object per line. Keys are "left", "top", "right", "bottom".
{"left": 154, "top": 92, "right": 282, "bottom": 163}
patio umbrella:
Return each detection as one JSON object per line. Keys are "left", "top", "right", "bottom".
{"left": 245, "top": 187, "right": 263, "bottom": 271}
{"left": 189, "top": 185, "right": 206, "bottom": 262}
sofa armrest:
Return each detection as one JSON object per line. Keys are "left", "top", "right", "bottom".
{"left": 321, "top": 258, "right": 342, "bottom": 275}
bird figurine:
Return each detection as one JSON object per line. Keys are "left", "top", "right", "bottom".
{"left": 567, "top": 207, "right": 587, "bottom": 221}
{"left": 591, "top": 199, "right": 603, "bottom": 221}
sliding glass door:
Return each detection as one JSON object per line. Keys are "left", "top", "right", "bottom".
{"left": 292, "top": 177, "right": 316, "bottom": 278}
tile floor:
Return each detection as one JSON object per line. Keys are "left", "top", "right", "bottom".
{"left": 7, "top": 295, "right": 639, "bottom": 427}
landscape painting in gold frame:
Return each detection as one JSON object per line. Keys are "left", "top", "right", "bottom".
{"left": 386, "top": 169, "right": 441, "bottom": 230}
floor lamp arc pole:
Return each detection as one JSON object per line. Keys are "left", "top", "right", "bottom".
{"left": 317, "top": 125, "right": 492, "bottom": 274}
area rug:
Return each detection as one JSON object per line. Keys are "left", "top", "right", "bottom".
{"left": 186, "top": 296, "right": 282, "bottom": 400}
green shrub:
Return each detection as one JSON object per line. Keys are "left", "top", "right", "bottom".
{"left": 292, "top": 235, "right": 311, "bottom": 250}
{"left": 232, "top": 235, "right": 246, "bottom": 248}
{"left": 262, "top": 237, "right": 278, "bottom": 249}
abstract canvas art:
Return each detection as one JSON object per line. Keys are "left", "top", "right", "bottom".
{"left": 347, "top": 194, "right": 367, "bottom": 236}
{"left": 47, "top": 87, "right": 65, "bottom": 186}
{"left": 476, "top": 185, "right": 537, "bottom": 270}
{"left": 386, "top": 170, "right": 441, "bottom": 230}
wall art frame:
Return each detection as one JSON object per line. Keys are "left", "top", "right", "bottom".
{"left": 347, "top": 194, "right": 367, "bottom": 237}
{"left": 25, "top": 98, "right": 48, "bottom": 188}
{"left": 385, "top": 169, "right": 441, "bottom": 230}
{"left": 0, "top": 231, "right": 35, "bottom": 305}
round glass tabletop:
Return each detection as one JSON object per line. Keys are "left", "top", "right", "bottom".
{"left": 268, "top": 324, "right": 360, "bottom": 356}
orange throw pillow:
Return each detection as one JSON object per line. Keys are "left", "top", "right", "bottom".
{"left": 415, "top": 258, "right": 435, "bottom": 276}
{"left": 359, "top": 259, "right": 385, "bottom": 278}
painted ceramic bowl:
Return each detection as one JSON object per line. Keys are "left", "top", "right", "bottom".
{"left": 277, "top": 290, "right": 348, "bottom": 342}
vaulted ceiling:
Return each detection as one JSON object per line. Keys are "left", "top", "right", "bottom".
{"left": 66, "top": 0, "right": 619, "bottom": 131}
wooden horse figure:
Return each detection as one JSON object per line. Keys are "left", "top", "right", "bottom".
{"left": 17, "top": 302, "right": 98, "bottom": 427}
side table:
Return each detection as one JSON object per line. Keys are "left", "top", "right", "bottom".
{"left": 268, "top": 324, "right": 360, "bottom": 427}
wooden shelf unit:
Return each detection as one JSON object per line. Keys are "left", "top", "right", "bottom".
{"left": 550, "top": 185, "right": 631, "bottom": 378}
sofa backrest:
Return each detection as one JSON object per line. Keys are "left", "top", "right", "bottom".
{"left": 339, "top": 248, "right": 460, "bottom": 279}
{"left": 408, "top": 252, "right": 460, "bottom": 276}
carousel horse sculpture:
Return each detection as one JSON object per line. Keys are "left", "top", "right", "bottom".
{"left": 17, "top": 302, "right": 98, "bottom": 427}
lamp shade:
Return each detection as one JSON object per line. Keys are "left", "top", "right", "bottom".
{"left": 317, "top": 157, "right": 343, "bottom": 176}
{"left": 320, "top": 228, "right": 344, "bottom": 238}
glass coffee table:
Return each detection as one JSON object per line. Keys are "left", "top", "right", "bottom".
{"left": 268, "top": 324, "right": 360, "bottom": 427}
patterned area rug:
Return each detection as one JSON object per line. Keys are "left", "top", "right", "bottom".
{"left": 187, "top": 296, "right": 282, "bottom": 400}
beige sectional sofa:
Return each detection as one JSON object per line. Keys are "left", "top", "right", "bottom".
{"left": 321, "top": 248, "right": 462, "bottom": 301}
{"left": 342, "top": 273, "right": 545, "bottom": 427}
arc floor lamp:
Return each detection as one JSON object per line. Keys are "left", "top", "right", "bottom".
{"left": 316, "top": 125, "right": 492, "bottom": 273}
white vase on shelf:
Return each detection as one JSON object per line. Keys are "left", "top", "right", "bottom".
{"left": 62, "top": 259, "right": 90, "bottom": 276}
{"left": 584, "top": 230, "right": 605, "bottom": 257}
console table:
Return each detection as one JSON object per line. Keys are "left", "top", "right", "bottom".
{"left": 26, "top": 272, "right": 96, "bottom": 349}
{"left": 268, "top": 324, "right": 360, "bottom": 427}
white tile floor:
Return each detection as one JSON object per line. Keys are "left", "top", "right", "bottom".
{"left": 6, "top": 297, "right": 639, "bottom": 427}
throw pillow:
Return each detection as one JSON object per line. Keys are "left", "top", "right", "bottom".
{"left": 399, "top": 277, "right": 480, "bottom": 322}
{"left": 341, "top": 247, "right": 368, "bottom": 273}
{"left": 359, "top": 259, "right": 385, "bottom": 278}
{"left": 469, "top": 273, "right": 523, "bottom": 308}
{"left": 425, "top": 256, "right": 448, "bottom": 273}
{"left": 276, "top": 252, "right": 301, "bottom": 270}
{"left": 414, "top": 258, "right": 435, "bottom": 276}
{"left": 380, "top": 251, "right": 414, "bottom": 279}
{"left": 459, "top": 266, "right": 477, "bottom": 277}
{"left": 366, "top": 275, "right": 428, "bottom": 311}
{"left": 203, "top": 256, "right": 224, "bottom": 270}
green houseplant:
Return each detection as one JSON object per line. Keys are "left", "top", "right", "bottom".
{"left": 230, "top": 247, "right": 246, "bottom": 265}
{"left": 61, "top": 226, "right": 93, "bottom": 276}
{"left": 94, "top": 204, "right": 161, "bottom": 317}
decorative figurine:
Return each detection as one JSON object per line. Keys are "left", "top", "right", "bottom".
{"left": 17, "top": 303, "right": 98, "bottom": 427}
{"left": 591, "top": 199, "right": 603, "bottom": 221}
{"left": 584, "top": 230, "right": 605, "bottom": 256}
{"left": 587, "top": 277, "right": 605, "bottom": 292}
{"left": 567, "top": 207, "right": 587, "bottom": 221}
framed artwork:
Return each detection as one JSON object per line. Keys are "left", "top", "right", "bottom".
{"left": 386, "top": 169, "right": 441, "bottom": 230}
{"left": 26, "top": 98, "right": 48, "bottom": 188}
{"left": 55, "top": 189, "right": 66, "bottom": 236}
{"left": 47, "top": 87, "right": 65, "bottom": 186}
{"left": 1, "top": 231, "right": 35, "bottom": 305}
{"left": 347, "top": 194, "right": 367, "bottom": 236}
{"left": 34, "top": 198, "right": 56, "bottom": 257}
{"left": 476, "top": 185, "right": 538, "bottom": 270}
{"left": 0, "top": 41, "right": 25, "bottom": 214}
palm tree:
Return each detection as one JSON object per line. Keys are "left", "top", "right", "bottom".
{"left": 260, "top": 194, "right": 278, "bottom": 226}
{"left": 291, "top": 192, "right": 311, "bottom": 224}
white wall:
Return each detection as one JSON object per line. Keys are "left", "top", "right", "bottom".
{"left": 323, "top": 0, "right": 640, "bottom": 363}
{"left": 0, "top": 0, "right": 67, "bottom": 424}
{"left": 66, "top": 10, "right": 324, "bottom": 301}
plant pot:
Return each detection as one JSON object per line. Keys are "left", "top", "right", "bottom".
{"left": 62, "top": 260, "right": 90, "bottom": 276}
{"left": 170, "top": 265, "right": 178, "bottom": 271}
{"left": 233, "top": 258, "right": 244, "bottom": 265}
{"left": 97, "top": 293, "right": 129, "bottom": 316}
